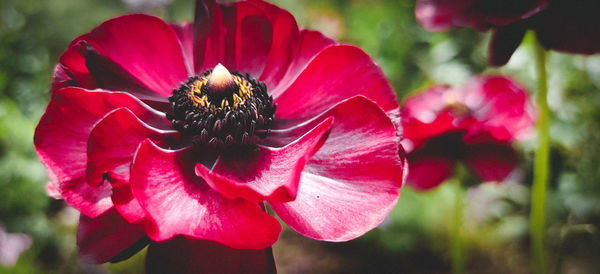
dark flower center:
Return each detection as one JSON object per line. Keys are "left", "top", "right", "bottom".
{"left": 168, "top": 64, "right": 276, "bottom": 148}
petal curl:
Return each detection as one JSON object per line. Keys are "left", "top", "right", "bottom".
{"left": 146, "top": 236, "right": 276, "bottom": 274}
{"left": 77, "top": 209, "right": 147, "bottom": 264}
{"left": 270, "top": 96, "right": 404, "bottom": 241}
{"left": 50, "top": 64, "right": 78, "bottom": 92}
{"left": 195, "top": 117, "right": 333, "bottom": 203}
{"left": 58, "top": 40, "right": 96, "bottom": 90}
{"left": 86, "top": 108, "right": 178, "bottom": 187}
{"left": 130, "top": 140, "right": 281, "bottom": 249}
{"left": 34, "top": 87, "right": 170, "bottom": 217}
{"left": 79, "top": 14, "right": 189, "bottom": 96}
{"left": 274, "top": 45, "right": 398, "bottom": 121}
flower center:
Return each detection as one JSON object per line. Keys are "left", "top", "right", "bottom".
{"left": 168, "top": 63, "right": 276, "bottom": 147}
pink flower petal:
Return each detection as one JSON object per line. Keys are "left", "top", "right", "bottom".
{"left": 79, "top": 42, "right": 169, "bottom": 103}
{"left": 274, "top": 45, "right": 397, "bottom": 121}
{"left": 221, "top": 1, "right": 273, "bottom": 77}
{"left": 170, "top": 22, "right": 195, "bottom": 70}
{"left": 246, "top": 0, "right": 300, "bottom": 89}
{"left": 34, "top": 87, "right": 170, "bottom": 217}
{"left": 415, "top": 0, "right": 547, "bottom": 32}
{"left": 195, "top": 0, "right": 300, "bottom": 89}
{"left": 193, "top": 0, "right": 226, "bottom": 72}
{"left": 270, "top": 96, "right": 404, "bottom": 241}
{"left": 79, "top": 14, "right": 189, "bottom": 96}
{"left": 111, "top": 182, "right": 147, "bottom": 225}
{"left": 195, "top": 117, "right": 333, "bottom": 203}
{"left": 406, "top": 154, "right": 456, "bottom": 191}
{"left": 271, "top": 29, "right": 337, "bottom": 97}
{"left": 45, "top": 181, "right": 62, "bottom": 200}
{"left": 130, "top": 140, "right": 281, "bottom": 249}
{"left": 86, "top": 107, "right": 178, "bottom": 187}
{"left": 77, "top": 209, "right": 147, "bottom": 264}
{"left": 415, "top": 0, "right": 478, "bottom": 32}
{"left": 460, "top": 76, "right": 536, "bottom": 142}
{"left": 58, "top": 39, "right": 97, "bottom": 90}
{"left": 146, "top": 236, "right": 276, "bottom": 274}
{"left": 50, "top": 64, "right": 78, "bottom": 92}
{"left": 464, "top": 142, "right": 517, "bottom": 182}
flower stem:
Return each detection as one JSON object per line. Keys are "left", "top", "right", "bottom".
{"left": 531, "top": 33, "right": 550, "bottom": 274}
{"left": 451, "top": 166, "right": 467, "bottom": 274}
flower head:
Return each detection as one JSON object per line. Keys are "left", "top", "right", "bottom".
{"left": 35, "top": 0, "right": 405, "bottom": 271}
{"left": 401, "top": 75, "right": 535, "bottom": 190}
{"left": 416, "top": 0, "right": 600, "bottom": 66}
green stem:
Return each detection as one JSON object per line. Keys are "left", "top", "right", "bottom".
{"left": 531, "top": 33, "right": 550, "bottom": 274}
{"left": 451, "top": 167, "right": 467, "bottom": 274}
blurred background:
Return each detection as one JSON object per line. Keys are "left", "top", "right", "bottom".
{"left": 1, "top": 0, "right": 600, "bottom": 273}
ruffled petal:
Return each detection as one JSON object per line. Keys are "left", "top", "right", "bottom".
{"left": 195, "top": 117, "right": 333, "bottom": 203}
{"left": 111, "top": 182, "right": 147, "bottom": 225}
{"left": 406, "top": 154, "right": 456, "bottom": 191}
{"left": 57, "top": 39, "right": 97, "bottom": 90}
{"left": 271, "top": 29, "right": 336, "bottom": 97}
{"left": 34, "top": 87, "right": 170, "bottom": 217}
{"left": 130, "top": 140, "right": 281, "bottom": 249}
{"left": 79, "top": 14, "right": 189, "bottom": 96}
{"left": 146, "top": 236, "right": 276, "bottom": 274}
{"left": 463, "top": 142, "right": 517, "bottom": 182}
{"left": 270, "top": 96, "right": 404, "bottom": 241}
{"left": 274, "top": 45, "right": 398, "bottom": 121}
{"left": 50, "top": 64, "right": 78, "bottom": 92}
{"left": 86, "top": 108, "right": 178, "bottom": 187}
{"left": 79, "top": 42, "right": 168, "bottom": 103}
{"left": 77, "top": 209, "right": 147, "bottom": 264}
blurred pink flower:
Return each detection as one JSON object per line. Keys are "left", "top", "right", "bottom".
{"left": 401, "top": 75, "right": 536, "bottom": 190}
{"left": 416, "top": 0, "right": 600, "bottom": 66}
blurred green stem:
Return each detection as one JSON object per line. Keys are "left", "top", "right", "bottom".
{"left": 451, "top": 166, "right": 466, "bottom": 274}
{"left": 531, "top": 33, "right": 550, "bottom": 274}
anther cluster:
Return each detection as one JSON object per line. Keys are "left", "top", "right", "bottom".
{"left": 168, "top": 69, "right": 276, "bottom": 148}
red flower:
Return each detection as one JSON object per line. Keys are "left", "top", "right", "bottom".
{"left": 416, "top": 0, "right": 600, "bottom": 66}
{"left": 35, "top": 0, "right": 405, "bottom": 271}
{"left": 401, "top": 76, "right": 535, "bottom": 190}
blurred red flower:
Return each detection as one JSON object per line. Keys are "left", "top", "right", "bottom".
{"left": 401, "top": 76, "right": 535, "bottom": 191}
{"left": 35, "top": 0, "right": 406, "bottom": 272}
{"left": 416, "top": 0, "right": 600, "bottom": 66}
